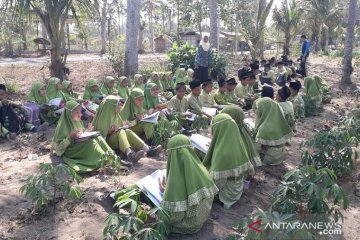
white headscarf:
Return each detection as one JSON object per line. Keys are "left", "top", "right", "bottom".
{"left": 200, "top": 35, "right": 210, "bottom": 52}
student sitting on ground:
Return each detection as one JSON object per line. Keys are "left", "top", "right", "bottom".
{"left": 288, "top": 80, "right": 305, "bottom": 118}
{"left": 52, "top": 100, "right": 116, "bottom": 172}
{"left": 46, "top": 77, "right": 63, "bottom": 100}
{"left": 61, "top": 81, "right": 79, "bottom": 102}
{"left": 117, "top": 76, "right": 130, "bottom": 100}
{"left": 186, "top": 68, "right": 194, "bottom": 84}
{"left": 276, "top": 86, "right": 295, "bottom": 129}
{"left": 235, "top": 71, "right": 250, "bottom": 99}
{"left": 28, "top": 81, "right": 58, "bottom": 124}
{"left": 93, "top": 95, "right": 161, "bottom": 163}
{"left": 160, "top": 134, "right": 218, "bottom": 234}
{"left": 249, "top": 63, "right": 261, "bottom": 92}
{"left": 203, "top": 113, "right": 255, "bottom": 209}
{"left": 83, "top": 79, "right": 104, "bottom": 104}
{"left": 253, "top": 97, "right": 293, "bottom": 165}
{"left": 120, "top": 88, "right": 158, "bottom": 144}
{"left": 188, "top": 80, "right": 212, "bottom": 119}
{"left": 214, "top": 79, "right": 231, "bottom": 105}
{"left": 304, "top": 76, "right": 322, "bottom": 109}
{"left": 174, "top": 67, "right": 187, "bottom": 86}
{"left": 226, "top": 78, "right": 240, "bottom": 105}
{"left": 132, "top": 74, "right": 145, "bottom": 91}
{"left": 260, "top": 63, "right": 275, "bottom": 85}
{"left": 199, "top": 80, "right": 218, "bottom": 108}
{"left": 101, "top": 76, "right": 118, "bottom": 96}
{"left": 161, "top": 72, "right": 175, "bottom": 100}
{"left": 148, "top": 72, "right": 163, "bottom": 94}
{"left": 221, "top": 106, "right": 262, "bottom": 168}
{"left": 275, "top": 61, "right": 288, "bottom": 87}
{"left": 143, "top": 82, "right": 167, "bottom": 114}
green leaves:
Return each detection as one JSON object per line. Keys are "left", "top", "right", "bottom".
{"left": 19, "top": 163, "right": 83, "bottom": 211}
{"left": 98, "top": 151, "right": 122, "bottom": 175}
{"left": 103, "top": 188, "right": 171, "bottom": 240}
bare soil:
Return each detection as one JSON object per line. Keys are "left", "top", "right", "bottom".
{"left": 0, "top": 55, "right": 359, "bottom": 240}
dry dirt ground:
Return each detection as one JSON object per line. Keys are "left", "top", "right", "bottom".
{"left": 0, "top": 54, "right": 360, "bottom": 240}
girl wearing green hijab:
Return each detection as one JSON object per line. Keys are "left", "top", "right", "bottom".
{"left": 221, "top": 106, "right": 262, "bottom": 167}
{"left": 117, "top": 76, "right": 130, "bottom": 100}
{"left": 143, "top": 82, "right": 167, "bottom": 114}
{"left": 186, "top": 68, "right": 194, "bottom": 84}
{"left": 52, "top": 100, "right": 115, "bottom": 172}
{"left": 174, "top": 68, "right": 187, "bottom": 85}
{"left": 304, "top": 76, "right": 322, "bottom": 108}
{"left": 120, "top": 88, "right": 155, "bottom": 141}
{"left": 28, "top": 81, "right": 58, "bottom": 124}
{"left": 161, "top": 134, "right": 218, "bottom": 234}
{"left": 46, "top": 77, "right": 63, "bottom": 100}
{"left": 253, "top": 97, "right": 293, "bottom": 165}
{"left": 83, "top": 79, "right": 104, "bottom": 104}
{"left": 203, "top": 113, "right": 255, "bottom": 209}
{"left": 161, "top": 72, "right": 175, "bottom": 100}
{"left": 101, "top": 76, "right": 117, "bottom": 96}
{"left": 93, "top": 95, "right": 157, "bottom": 162}
{"left": 149, "top": 72, "right": 164, "bottom": 93}
{"left": 132, "top": 74, "right": 145, "bottom": 91}
{"left": 61, "top": 81, "right": 79, "bottom": 102}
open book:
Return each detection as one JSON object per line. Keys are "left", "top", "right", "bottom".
{"left": 136, "top": 169, "right": 166, "bottom": 207}
{"left": 141, "top": 111, "right": 160, "bottom": 124}
{"left": 74, "top": 131, "right": 101, "bottom": 143}
{"left": 202, "top": 107, "right": 217, "bottom": 117}
{"left": 47, "top": 98, "right": 62, "bottom": 107}
{"left": 190, "top": 133, "right": 212, "bottom": 154}
{"left": 244, "top": 118, "right": 255, "bottom": 129}
{"left": 185, "top": 111, "right": 197, "bottom": 121}
{"left": 82, "top": 102, "right": 99, "bottom": 117}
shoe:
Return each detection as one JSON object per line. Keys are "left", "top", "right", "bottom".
{"left": 181, "top": 129, "right": 196, "bottom": 136}
{"left": 34, "top": 122, "right": 49, "bottom": 132}
{"left": 121, "top": 160, "right": 133, "bottom": 167}
{"left": 146, "top": 145, "right": 162, "bottom": 157}
{"left": 134, "top": 150, "right": 145, "bottom": 162}
{"left": 127, "top": 150, "right": 145, "bottom": 163}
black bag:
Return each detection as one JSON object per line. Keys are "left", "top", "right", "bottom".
{"left": 0, "top": 105, "right": 27, "bottom": 134}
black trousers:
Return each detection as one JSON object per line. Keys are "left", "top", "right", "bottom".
{"left": 300, "top": 55, "right": 308, "bottom": 78}
{"left": 194, "top": 66, "right": 209, "bottom": 83}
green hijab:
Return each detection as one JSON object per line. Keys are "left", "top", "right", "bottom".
{"left": 117, "top": 76, "right": 130, "bottom": 100}
{"left": 133, "top": 74, "right": 145, "bottom": 91}
{"left": 53, "top": 100, "right": 83, "bottom": 143}
{"left": 174, "top": 68, "right": 187, "bottom": 85}
{"left": 120, "top": 88, "right": 145, "bottom": 121}
{"left": 313, "top": 75, "right": 329, "bottom": 91}
{"left": 304, "top": 76, "right": 321, "bottom": 97}
{"left": 28, "top": 81, "right": 47, "bottom": 104}
{"left": 253, "top": 97, "right": 293, "bottom": 146}
{"left": 203, "top": 113, "right": 255, "bottom": 180}
{"left": 83, "top": 79, "right": 100, "bottom": 100}
{"left": 143, "top": 82, "right": 160, "bottom": 110}
{"left": 221, "top": 106, "right": 262, "bottom": 167}
{"left": 101, "top": 76, "right": 116, "bottom": 96}
{"left": 161, "top": 72, "right": 175, "bottom": 90}
{"left": 46, "top": 77, "right": 62, "bottom": 100}
{"left": 162, "top": 134, "right": 218, "bottom": 212}
{"left": 186, "top": 68, "right": 194, "bottom": 84}
{"left": 150, "top": 71, "right": 163, "bottom": 92}
{"left": 61, "top": 81, "right": 73, "bottom": 102}
{"left": 93, "top": 95, "right": 123, "bottom": 138}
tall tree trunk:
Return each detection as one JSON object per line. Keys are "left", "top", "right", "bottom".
{"left": 177, "top": 0, "right": 180, "bottom": 42}
{"left": 284, "top": 30, "right": 291, "bottom": 56}
{"left": 341, "top": 0, "right": 357, "bottom": 85}
{"left": 209, "top": 0, "right": 219, "bottom": 50}
{"left": 235, "top": 13, "right": 239, "bottom": 56}
{"left": 138, "top": 23, "right": 145, "bottom": 53}
{"left": 125, "top": 0, "right": 141, "bottom": 76}
{"left": 148, "top": 0, "right": 154, "bottom": 52}
{"left": 100, "top": 1, "right": 108, "bottom": 55}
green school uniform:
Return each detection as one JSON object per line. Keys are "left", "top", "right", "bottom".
{"left": 288, "top": 93, "right": 305, "bottom": 118}
{"left": 117, "top": 76, "right": 130, "bottom": 100}
{"left": 214, "top": 90, "right": 231, "bottom": 105}
{"left": 304, "top": 76, "right": 322, "bottom": 108}
{"left": 101, "top": 76, "right": 117, "bottom": 96}
{"left": 132, "top": 74, "right": 145, "bottom": 91}
{"left": 174, "top": 68, "right": 187, "bottom": 85}
{"left": 162, "top": 135, "right": 218, "bottom": 234}
{"left": 52, "top": 100, "right": 115, "bottom": 172}
{"left": 279, "top": 101, "right": 295, "bottom": 129}
{"left": 199, "top": 90, "right": 217, "bottom": 108}
{"left": 148, "top": 72, "right": 164, "bottom": 93}
{"left": 203, "top": 114, "right": 255, "bottom": 209}
{"left": 61, "top": 81, "right": 79, "bottom": 102}
{"left": 143, "top": 82, "right": 160, "bottom": 111}
{"left": 46, "top": 77, "right": 63, "bottom": 100}
{"left": 83, "top": 79, "right": 102, "bottom": 101}
{"left": 221, "top": 106, "right": 262, "bottom": 167}
{"left": 161, "top": 72, "right": 175, "bottom": 91}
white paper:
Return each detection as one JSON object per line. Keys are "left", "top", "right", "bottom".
{"left": 244, "top": 118, "right": 255, "bottom": 129}
{"left": 79, "top": 131, "right": 101, "bottom": 138}
{"left": 185, "top": 111, "right": 197, "bottom": 121}
{"left": 190, "top": 133, "right": 212, "bottom": 154}
{"left": 202, "top": 107, "right": 217, "bottom": 117}
{"left": 48, "top": 98, "right": 62, "bottom": 107}
{"left": 141, "top": 111, "right": 160, "bottom": 124}
{"left": 136, "top": 169, "right": 166, "bottom": 207}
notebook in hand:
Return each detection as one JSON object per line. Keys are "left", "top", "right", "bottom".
{"left": 74, "top": 131, "right": 101, "bottom": 143}
{"left": 202, "top": 107, "right": 217, "bottom": 117}
{"left": 140, "top": 111, "right": 160, "bottom": 124}
{"left": 190, "top": 133, "right": 212, "bottom": 154}
{"left": 136, "top": 169, "right": 166, "bottom": 207}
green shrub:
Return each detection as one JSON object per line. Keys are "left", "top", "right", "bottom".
{"left": 20, "top": 163, "right": 83, "bottom": 210}
{"left": 167, "top": 42, "right": 197, "bottom": 69}
{"left": 210, "top": 51, "right": 228, "bottom": 80}
{"left": 272, "top": 166, "right": 349, "bottom": 222}
{"left": 97, "top": 151, "right": 122, "bottom": 175}
{"left": 103, "top": 187, "right": 171, "bottom": 240}
{"left": 108, "top": 39, "right": 125, "bottom": 77}
{"left": 302, "top": 95, "right": 319, "bottom": 116}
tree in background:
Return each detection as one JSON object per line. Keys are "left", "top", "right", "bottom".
{"left": 209, "top": 0, "right": 219, "bottom": 50}
{"left": 273, "top": 0, "right": 305, "bottom": 56}
{"left": 341, "top": 0, "right": 357, "bottom": 85}
{"left": 124, "top": 0, "right": 141, "bottom": 76}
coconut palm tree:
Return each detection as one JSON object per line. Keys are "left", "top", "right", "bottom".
{"left": 272, "top": 0, "right": 305, "bottom": 56}
{"left": 209, "top": 0, "right": 219, "bottom": 50}
{"left": 1, "top": 0, "right": 94, "bottom": 80}
{"left": 341, "top": 0, "right": 357, "bottom": 85}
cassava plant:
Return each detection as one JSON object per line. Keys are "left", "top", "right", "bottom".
{"left": 152, "top": 117, "right": 180, "bottom": 158}
{"left": 97, "top": 151, "right": 122, "bottom": 175}
{"left": 272, "top": 166, "right": 349, "bottom": 222}
{"left": 20, "top": 163, "right": 83, "bottom": 211}
{"left": 191, "top": 116, "right": 209, "bottom": 132}
{"left": 103, "top": 187, "right": 171, "bottom": 240}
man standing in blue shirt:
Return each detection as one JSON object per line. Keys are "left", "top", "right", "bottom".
{"left": 299, "top": 35, "right": 311, "bottom": 77}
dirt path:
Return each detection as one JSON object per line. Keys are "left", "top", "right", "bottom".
{"left": 0, "top": 56, "right": 359, "bottom": 240}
